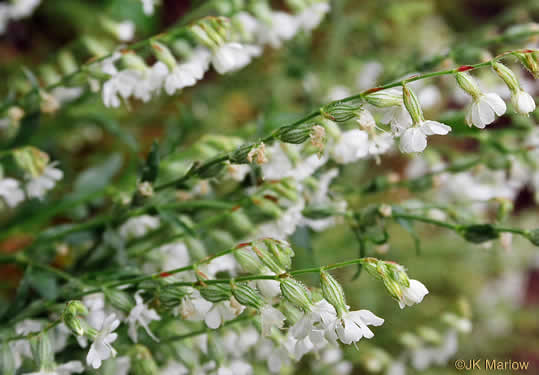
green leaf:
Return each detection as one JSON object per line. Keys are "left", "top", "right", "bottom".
{"left": 141, "top": 140, "right": 160, "bottom": 183}
{"left": 73, "top": 153, "right": 123, "bottom": 195}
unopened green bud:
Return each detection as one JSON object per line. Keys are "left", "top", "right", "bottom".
{"left": 363, "top": 258, "right": 385, "bottom": 280}
{"left": 278, "top": 122, "right": 314, "bottom": 144}
{"left": 13, "top": 146, "right": 49, "bottom": 178}
{"left": 417, "top": 326, "right": 441, "bottom": 345}
{"left": 280, "top": 278, "right": 313, "bottom": 311}
{"left": 455, "top": 72, "right": 482, "bottom": 99}
{"left": 229, "top": 210, "right": 255, "bottom": 234}
{"left": 251, "top": 240, "right": 285, "bottom": 274}
{"left": 253, "top": 197, "right": 282, "bottom": 219}
{"left": 122, "top": 53, "right": 148, "bottom": 72}
{"left": 527, "top": 229, "right": 539, "bottom": 247}
{"left": 151, "top": 41, "right": 177, "bottom": 71}
{"left": 268, "top": 181, "right": 298, "bottom": 202}
{"left": 402, "top": 83, "right": 424, "bottom": 124}
{"left": 264, "top": 239, "right": 294, "bottom": 271}
{"left": 382, "top": 278, "right": 403, "bottom": 301}
{"left": 104, "top": 288, "right": 135, "bottom": 313}
{"left": 234, "top": 244, "right": 263, "bottom": 273}
{"left": 58, "top": 51, "right": 78, "bottom": 75}
{"left": 459, "top": 224, "right": 499, "bottom": 244}
{"left": 515, "top": 50, "right": 538, "bottom": 79}
{"left": 156, "top": 285, "right": 188, "bottom": 310}
{"left": 30, "top": 333, "right": 54, "bottom": 371}
{"left": 63, "top": 300, "right": 88, "bottom": 336}
{"left": 232, "top": 283, "right": 264, "bottom": 309}
{"left": 320, "top": 102, "right": 361, "bottom": 122}
{"left": 130, "top": 345, "right": 159, "bottom": 375}
{"left": 364, "top": 88, "right": 403, "bottom": 108}
{"left": 230, "top": 143, "right": 254, "bottom": 164}
{"left": 196, "top": 161, "right": 226, "bottom": 178}
{"left": 83, "top": 37, "right": 110, "bottom": 57}
{"left": 385, "top": 262, "right": 410, "bottom": 288}
{"left": 320, "top": 270, "right": 347, "bottom": 316}
{"left": 200, "top": 284, "right": 232, "bottom": 303}
{"left": 492, "top": 62, "right": 520, "bottom": 94}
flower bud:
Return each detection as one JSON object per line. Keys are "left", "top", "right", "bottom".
{"left": 277, "top": 123, "right": 314, "bottom": 144}
{"left": 157, "top": 286, "right": 189, "bottom": 310}
{"left": 30, "top": 333, "right": 54, "bottom": 371}
{"left": 251, "top": 240, "right": 285, "bottom": 274}
{"left": 417, "top": 326, "right": 441, "bottom": 345}
{"left": 263, "top": 238, "right": 294, "bottom": 271}
{"left": 402, "top": 83, "right": 424, "bottom": 124}
{"left": 515, "top": 50, "right": 538, "bottom": 79}
{"left": 247, "top": 143, "right": 268, "bottom": 164}
{"left": 200, "top": 284, "right": 232, "bottom": 303}
{"left": 129, "top": 345, "right": 159, "bottom": 375}
{"left": 320, "top": 102, "right": 361, "bottom": 122}
{"left": 229, "top": 210, "right": 255, "bottom": 234}
{"left": 100, "top": 18, "right": 135, "bottom": 42}
{"left": 230, "top": 143, "right": 254, "bottom": 164}
{"left": 151, "top": 41, "right": 177, "bottom": 71}
{"left": 253, "top": 197, "right": 282, "bottom": 219}
{"left": 122, "top": 53, "right": 148, "bottom": 72}
{"left": 196, "top": 161, "right": 226, "bottom": 178}
{"left": 455, "top": 71, "right": 482, "bottom": 99}
{"left": 62, "top": 300, "right": 88, "bottom": 336}
{"left": 320, "top": 270, "right": 348, "bottom": 316}
{"left": 58, "top": 51, "right": 78, "bottom": 75}
{"left": 232, "top": 283, "right": 264, "bottom": 309}
{"left": 137, "top": 181, "right": 154, "bottom": 198}
{"left": 83, "top": 36, "right": 110, "bottom": 57}
{"left": 104, "top": 288, "right": 136, "bottom": 313}
{"left": 234, "top": 245, "right": 263, "bottom": 274}
{"left": 280, "top": 278, "right": 313, "bottom": 311}
{"left": 459, "top": 224, "right": 499, "bottom": 244}
{"left": 13, "top": 146, "right": 49, "bottom": 177}
{"left": 527, "top": 228, "right": 539, "bottom": 247}
{"left": 364, "top": 88, "right": 403, "bottom": 108}
{"left": 491, "top": 62, "right": 520, "bottom": 93}
{"left": 382, "top": 278, "right": 403, "bottom": 301}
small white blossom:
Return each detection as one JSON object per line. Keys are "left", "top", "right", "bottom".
{"left": 217, "top": 360, "right": 253, "bottom": 375}
{"left": 180, "top": 290, "right": 212, "bottom": 321}
{"left": 127, "top": 291, "right": 161, "bottom": 342}
{"left": 26, "top": 164, "right": 63, "bottom": 200}
{"left": 296, "top": 2, "right": 331, "bottom": 31}
{"left": 465, "top": 93, "right": 506, "bottom": 128}
{"left": 259, "top": 11, "right": 299, "bottom": 48}
{"left": 399, "top": 121, "right": 451, "bottom": 153}
{"left": 511, "top": 89, "right": 536, "bottom": 114}
{"left": 0, "top": 177, "right": 25, "bottom": 208}
{"left": 260, "top": 305, "right": 286, "bottom": 336}
{"left": 86, "top": 313, "right": 120, "bottom": 369}
{"left": 118, "top": 215, "right": 160, "bottom": 239}
{"left": 140, "top": 0, "right": 156, "bottom": 15}
{"left": 327, "top": 309, "right": 384, "bottom": 345}
{"left": 398, "top": 279, "right": 429, "bottom": 309}
{"left": 331, "top": 129, "right": 369, "bottom": 164}
{"left": 211, "top": 43, "right": 261, "bottom": 74}
{"left": 205, "top": 297, "right": 245, "bottom": 329}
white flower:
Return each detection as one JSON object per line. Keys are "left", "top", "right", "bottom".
{"left": 259, "top": 11, "right": 298, "bottom": 48}
{"left": 328, "top": 310, "right": 384, "bottom": 345}
{"left": 26, "top": 164, "right": 63, "bottom": 199}
{"left": 211, "top": 43, "right": 261, "bottom": 74}
{"left": 140, "top": 0, "right": 156, "bottom": 15}
{"left": 162, "top": 361, "right": 189, "bottom": 375}
{"left": 511, "top": 90, "right": 535, "bottom": 114}
{"left": 398, "top": 279, "right": 429, "bottom": 309}
{"left": 158, "top": 241, "right": 190, "bottom": 270}
{"left": 331, "top": 129, "right": 369, "bottom": 164}
{"left": 164, "top": 64, "right": 197, "bottom": 95}
{"left": 399, "top": 121, "right": 451, "bottom": 153}
{"left": 113, "top": 21, "right": 135, "bottom": 41}
{"left": 465, "top": 93, "right": 506, "bottom": 128}
{"left": 368, "top": 132, "right": 394, "bottom": 156}
{"left": 217, "top": 360, "right": 253, "bottom": 375}
{"left": 24, "top": 361, "right": 84, "bottom": 375}
{"left": 0, "top": 177, "right": 25, "bottom": 208}
{"left": 205, "top": 297, "right": 245, "bottom": 329}
{"left": 102, "top": 70, "right": 140, "bottom": 108}
{"left": 260, "top": 305, "right": 286, "bottom": 336}
{"left": 9, "top": 0, "right": 41, "bottom": 20}
{"left": 87, "top": 313, "right": 120, "bottom": 369}
{"left": 386, "top": 360, "right": 406, "bottom": 375}
{"left": 254, "top": 273, "right": 281, "bottom": 299}
{"left": 127, "top": 291, "right": 161, "bottom": 342}
{"left": 296, "top": 2, "right": 331, "bottom": 31}
{"left": 180, "top": 290, "right": 212, "bottom": 321}
{"left": 132, "top": 62, "right": 168, "bottom": 102}
{"left": 118, "top": 215, "right": 160, "bottom": 239}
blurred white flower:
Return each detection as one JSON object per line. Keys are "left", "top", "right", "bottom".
{"left": 205, "top": 297, "right": 244, "bottom": 329}
{"left": 118, "top": 215, "right": 160, "bottom": 239}
{"left": 87, "top": 313, "right": 120, "bottom": 369}
{"left": 331, "top": 129, "right": 369, "bottom": 163}
{"left": 26, "top": 164, "right": 63, "bottom": 199}
{"left": 127, "top": 292, "right": 161, "bottom": 342}
{"left": 0, "top": 177, "right": 25, "bottom": 208}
